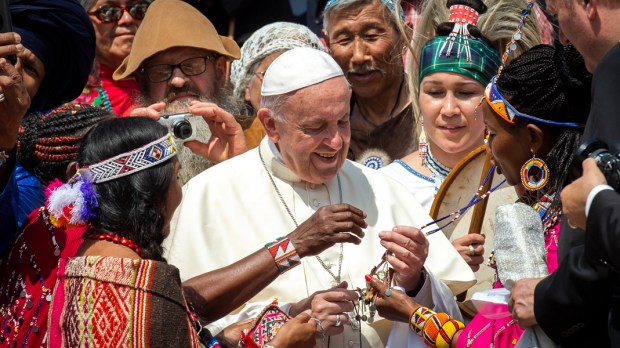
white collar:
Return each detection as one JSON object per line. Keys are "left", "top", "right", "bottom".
{"left": 260, "top": 137, "right": 304, "bottom": 183}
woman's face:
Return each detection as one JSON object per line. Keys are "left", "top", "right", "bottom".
{"left": 162, "top": 158, "right": 182, "bottom": 238}
{"left": 419, "top": 72, "right": 486, "bottom": 160}
{"left": 245, "top": 52, "right": 284, "bottom": 113}
{"left": 482, "top": 102, "right": 532, "bottom": 186}
{"left": 88, "top": 0, "right": 146, "bottom": 69}
{"left": 17, "top": 48, "right": 46, "bottom": 99}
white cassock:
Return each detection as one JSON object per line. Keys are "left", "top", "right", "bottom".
{"left": 165, "top": 138, "right": 475, "bottom": 348}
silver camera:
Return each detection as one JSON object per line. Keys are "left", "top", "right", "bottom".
{"left": 158, "top": 112, "right": 198, "bottom": 142}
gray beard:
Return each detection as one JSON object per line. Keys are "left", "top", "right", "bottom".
{"left": 136, "top": 85, "right": 243, "bottom": 185}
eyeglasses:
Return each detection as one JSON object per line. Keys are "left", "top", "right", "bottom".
{"left": 139, "top": 56, "right": 217, "bottom": 83}
{"left": 88, "top": 2, "right": 152, "bottom": 23}
{"left": 484, "top": 77, "right": 583, "bottom": 128}
{"left": 254, "top": 71, "right": 266, "bottom": 82}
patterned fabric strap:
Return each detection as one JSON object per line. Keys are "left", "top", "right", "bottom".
{"left": 83, "top": 134, "right": 177, "bottom": 183}
{"left": 265, "top": 237, "right": 301, "bottom": 273}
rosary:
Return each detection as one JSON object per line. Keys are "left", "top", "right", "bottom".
{"left": 352, "top": 251, "right": 394, "bottom": 324}
{"left": 354, "top": 165, "right": 506, "bottom": 324}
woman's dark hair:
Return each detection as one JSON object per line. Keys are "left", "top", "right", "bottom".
{"left": 18, "top": 104, "right": 111, "bottom": 185}
{"left": 78, "top": 117, "right": 174, "bottom": 261}
{"left": 496, "top": 44, "right": 592, "bottom": 216}
{"left": 436, "top": 0, "right": 488, "bottom": 39}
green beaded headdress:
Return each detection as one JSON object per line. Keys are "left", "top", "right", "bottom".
{"left": 419, "top": 3, "right": 500, "bottom": 86}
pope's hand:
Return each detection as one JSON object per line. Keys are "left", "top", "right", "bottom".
{"left": 379, "top": 226, "right": 428, "bottom": 292}
{"left": 289, "top": 282, "right": 356, "bottom": 336}
{"left": 288, "top": 203, "right": 367, "bottom": 258}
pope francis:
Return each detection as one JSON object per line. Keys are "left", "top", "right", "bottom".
{"left": 165, "top": 47, "right": 475, "bottom": 348}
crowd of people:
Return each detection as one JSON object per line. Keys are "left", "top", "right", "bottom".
{"left": 1, "top": 0, "right": 619, "bottom": 347}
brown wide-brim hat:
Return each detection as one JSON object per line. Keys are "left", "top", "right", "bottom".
{"left": 114, "top": 0, "right": 240, "bottom": 80}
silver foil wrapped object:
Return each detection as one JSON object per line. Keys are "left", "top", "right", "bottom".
{"left": 494, "top": 203, "right": 548, "bottom": 290}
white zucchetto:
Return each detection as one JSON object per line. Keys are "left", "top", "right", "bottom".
{"left": 261, "top": 47, "right": 344, "bottom": 96}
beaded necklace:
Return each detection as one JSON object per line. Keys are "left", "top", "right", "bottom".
{"left": 88, "top": 232, "right": 142, "bottom": 257}
{"left": 95, "top": 84, "right": 113, "bottom": 113}
{"left": 423, "top": 146, "right": 451, "bottom": 192}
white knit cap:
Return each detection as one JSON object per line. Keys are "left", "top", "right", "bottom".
{"left": 261, "top": 47, "right": 344, "bottom": 96}
{"left": 230, "top": 22, "right": 326, "bottom": 100}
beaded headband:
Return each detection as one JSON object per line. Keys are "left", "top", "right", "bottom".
{"left": 484, "top": 77, "right": 583, "bottom": 128}
{"left": 81, "top": 134, "right": 177, "bottom": 183}
{"left": 45, "top": 134, "right": 177, "bottom": 228}
{"left": 418, "top": 3, "right": 500, "bottom": 85}
{"left": 494, "top": 0, "right": 535, "bottom": 80}
{"left": 440, "top": 4, "right": 480, "bottom": 61}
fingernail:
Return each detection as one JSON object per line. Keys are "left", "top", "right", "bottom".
{"left": 365, "top": 274, "right": 372, "bottom": 282}
{"left": 13, "top": 33, "right": 21, "bottom": 42}
{"left": 392, "top": 226, "right": 398, "bottom": 232}
{"left": 15, "top": 44, "right": 23, "bottom": 52}
{"left": 378, "top": 231, "right": 385, "bottom": 237}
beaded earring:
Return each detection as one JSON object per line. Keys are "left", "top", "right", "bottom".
{"left": 520, "top": 152, "right": 549, "bottom": 191}
{"left": 418, "top": 120, "right": 428, "bottom": 165}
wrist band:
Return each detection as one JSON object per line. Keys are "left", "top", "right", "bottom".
{"left": 409, "top": 306, "right": 435, "bottom": 335}
{"left": 408, "top": 306, "right": 464, "bottom": 348}
{"left": 265, "top": 237, "right": 301, "bottom": 273}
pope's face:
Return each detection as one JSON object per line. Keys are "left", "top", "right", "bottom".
{"left": 268, "top": 77, "right": 351, "bottom": 184}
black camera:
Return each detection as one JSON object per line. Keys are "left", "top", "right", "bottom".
{"left": 575, "top": 139, "right": 620, "bottom": 191}
{"left": 158, "top": 112, "right": 198, "bottom": 142}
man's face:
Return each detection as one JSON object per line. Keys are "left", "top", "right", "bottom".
{"left": 139, "top": 47, "right": 226, "bottom": 107}
{"left": 88, "top": 0, "right": 145, "bottom": 68}
{"left": 547, "top": 0, "right": 595, "bottom": 70}
{"left": 265, "top": 77, "right": 351, "bottom": 184}
{"left": 325, "top": 0, "right": 403, "bottom": 99}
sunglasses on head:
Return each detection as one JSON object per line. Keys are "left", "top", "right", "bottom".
{"left": 484, "top": 77, "right": 583, "bottom": 128}
{"left": 89, "top": 1, "right": 152, "bottom": 23}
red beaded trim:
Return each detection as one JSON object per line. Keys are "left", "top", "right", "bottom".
{"left": 91, "top": 233, "right": 142, "bottom": 256}
{"left": 448, "top": 4, "right": 479, "bottom": 25}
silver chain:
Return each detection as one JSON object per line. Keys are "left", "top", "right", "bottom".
{"left": 258, "top": 146, "right": 343, "bottom": 284}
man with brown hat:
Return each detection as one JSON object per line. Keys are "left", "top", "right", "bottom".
{"left": 115, "top": 0, "right": 247, "bottom": 171}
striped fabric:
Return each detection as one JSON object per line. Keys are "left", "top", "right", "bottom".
{"left": 48, "top": 256, "right": 202, "bottom": 348}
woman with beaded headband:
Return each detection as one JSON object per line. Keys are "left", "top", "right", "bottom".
{"left": 382, "top": 0, "right": 509, "bottom": 272}
{"left": 38, "top": 117, "right": 320, "bottom": 347}
{"left": 368, "top": 43, "right": 591, "bottom": 348}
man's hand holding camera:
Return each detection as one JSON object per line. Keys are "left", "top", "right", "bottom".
{"left": 182, "top": 101, "right": 247, "bottom": 163}
{"left": 561, "top": 158, "right": 608, "bottom": 230}
{"left": 131, "top": 100, "right": 248, "bottom": 163}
